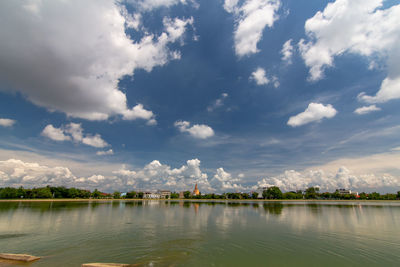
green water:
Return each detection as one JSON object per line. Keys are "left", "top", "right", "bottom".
{"left": 0, "top": 200, "right": 399, "bottom": 266}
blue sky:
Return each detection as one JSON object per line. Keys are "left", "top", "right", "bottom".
{"left": 0, "top": 0, "right": 399, "bottom": 193}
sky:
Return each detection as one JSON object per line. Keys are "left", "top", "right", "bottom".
{"left": 0, "top": 0, "right": 399, "bottom": 193}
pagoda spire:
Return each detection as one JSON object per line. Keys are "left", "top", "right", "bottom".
{"left": 193, "top": 183, "right": 200, "bottom": 196}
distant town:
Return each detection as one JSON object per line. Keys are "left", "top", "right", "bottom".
{"left": 1, "top": 184, "right": 399, "bottom": 200}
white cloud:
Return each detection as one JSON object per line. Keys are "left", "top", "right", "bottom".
{"left": 207, "top": 93, "right": 229, "bottom": 112}
{"left": 287, "top": 103, "right": 337, "bottom": 127}
{"left": 250, "top": 67, "right": 269, "bottom": 85}
{"left": 41, "top": 123, "right": 108, "bottom": 148}
{"left": 299, "top": 0, "right": 400, "bottom": 103}
{"left": 271, "top": 75, "right": 280, "bottom": 88}
{"left": 257, "top": 166, "right": 400, "bottom": 192}
{"left": 174, "top": 121, "right": 215, "bottom": 139}
{"left": 281, "top": 39, "right": 293, "bottom": 64}
{"left": 96, "top": 149, "right": 114, "bottom": 156}
{"left": 119, "top": 5, "right": 141, "bottom": 30}
{"left": 113, "top": 158, "right": 211, "bottom": 192}
{"left": 163, "top": 16, "right": 194, "bottom": 43}
{"left": 359, "top": 76, "right": 400, "bottom": 103}
{"left": 0, "top": 157, "right": 249, "bottom": 193}
{"left": 1, "top": 150, "right": 399, "bottom": 193}
{"left": 41, "top": 125, "right": 71, "bottom": 142}
{"left": 224, "top": 0, "right": 281, "bottom": 57}
{"left": 0, "top": 118, "right": 16, "bottom": 127}
{"left": 210, "top": 168, "right": 245, "bottom": 191}
{"left": 224, "top": 0, "right": 239, "bottom": 13}
{"left": 354, "top": 105, "right": 381, "bottom": 115}
{"left": 82, "top": 134, "right": 108, "bottom": 148}
{"left": 122, "top": 104, "right": 156, "bottom": 123}
{"left": 0, "top": 1, "right": 194, "bottom": 123}
{"left": 0, "top": 159, "right": 78, "bottom": 188}
{"left": 135, "top": 0, "right": 194, "bottom": 11}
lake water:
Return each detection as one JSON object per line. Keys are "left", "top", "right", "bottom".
{"left": 0, "top": 200, "right": 399, "bottom": 266}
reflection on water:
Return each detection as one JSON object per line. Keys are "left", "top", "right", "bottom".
{"left": 0, "top": 200, "right": 399, "bottom": 266}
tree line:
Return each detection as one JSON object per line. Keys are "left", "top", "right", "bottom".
{"left": 0, "top": 186, "right": 399, "bottom": 200}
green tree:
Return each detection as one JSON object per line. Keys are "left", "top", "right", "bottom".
{"left": 126, "top": 191, "right": 137, "bottom": 198}
{"left": 251, "top": 192, "right": 259, "bottom": 199}
{"left": 263, "top": 187, "right": 283, "bottom": 199}
{"left": 170, "top": 192, "right": 179, "bottom": 199}
{"left": 397, "top": 191, "right": 400, "bottom": 200}
{"left": 33, "top": 187, "right": 52, "bottom": 198}
{"left": 113, "top": 191, "right": 121, "bottom": 199}
{"left": 0, "top": 187, "right": 18, "bottom": 199}
{"left": 16, "top": 186, "right": 25, "bottom": 198}
{"left": 183, "top": 191, "right": 191, "bottom": 199}
{"left": 305, "top": 187, "right": 319, "bottom": 199}
{"left": 137, "top": 192, "right": 144, "bottom": 199}
{"left": 78, "top": 189, "right": 91, "bottom": 198}
{"left": 369, "top": 192, "right": 380, "bottom": 200}
{"left": 92, "top": 189, "right": 101, "bottom": 198}
{"left": 68, "top": 188, "right": 79, "bottom": 198}
{"left": 359, "top": 192, "right": 367, "bottom": 200}
{"left": 241, "top": 193, "right": 250, "bottom": 199}
{"left": 283, "top": 191, "right": 301, "bottom": 199}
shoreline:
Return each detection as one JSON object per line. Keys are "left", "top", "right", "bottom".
{"left": 0, "top": 198, "right": 399, "bottom": 202}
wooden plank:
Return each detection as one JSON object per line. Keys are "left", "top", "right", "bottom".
{"left": 0, "top": 253, "right": 40, "bottom": 262}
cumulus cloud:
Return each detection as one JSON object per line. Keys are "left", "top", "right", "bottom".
{"left": 250, "top": 67, "right": 269, "bottom": 85}
{"left": 0, "top": 118, "right": 16, "bottom": 127}
{"left": 96, "top": 149, "right": 114, "bottom": 156}
{"left": 0, "top": 159, "right": 78, "bottom": 188}
{"left": 113, "top": 158, "right": 212, "bottom": 192}
{"left": 174, "top": 121, "right": 215, "bottom": 139}
{"left": 134, "top": 0, "right": 196, "bottom": 11}
{"left": 0, "top": 1, "right": 193, "bottom": 123}
{"left": 299, "top": 0, "right": 400, "bottom": 103}
{"left": 121, "top": 104, "right": 156, "bottom": 123}
{"left": 210, "top": 168, "right": 245, "bottom": 191}
{"left": 257, "top": 166, "right": 400, "bottom": 192}
{"left": 0, "top": 157, "right": 249, "bottom": 193}
{"left": 287, "top": 102, "right": 337, "bottom": 127}
{"left": 207, "top": 93, "right": 229, "bottom": 112}
{"left": 119, "top": 5, "right": 141, "bottom": 30}
{"left": 1, "top": 155, "right": 399, "bottom": 193}
{"left": 224, "top": 0, "right": 281, "bottom": 57}
{"left": 354, "top": 105, "right": 381, "bottom": 115}
{"left": 358, "top": 76, "right": 400, "bottom": 103}
{"left": 41, "top": 123, "right": 108, "bottom": 148}
{"left": 281, "top": 39, "right": 293, "bottom": 64}
{"left": 41, "top": 125, "right": 71, "bottom": 142}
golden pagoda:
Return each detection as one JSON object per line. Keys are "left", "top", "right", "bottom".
{"left": 192, "top": 183, "right": 200, "bottom": 196}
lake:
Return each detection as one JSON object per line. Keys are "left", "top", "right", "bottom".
{"left": 0, "top": 200, "right": 399, "bottom": 266}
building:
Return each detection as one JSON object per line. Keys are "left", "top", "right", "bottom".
{"left": 337, "top": 189, "right": 352, "bottom": 195}
{"left": 179, "top": 191, "right": 185, "bottom": 198}
{"left": 254, "top": 187, "right": 267, "bottom": 199}
{"left": 157, "top": 190, "right": 171, "bottom": 199}
{"left": 192, "top": 184, "right": 200, "bottom": 196}
{"left": 143, "top": 192, "right": 161, "bottom": 199}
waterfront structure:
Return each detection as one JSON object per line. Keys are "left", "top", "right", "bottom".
{"left": 255, "top": 187, "right": 267, "bottom": 199}
{"left": 179, "top": 191, "right": 184, "bottom": 198}
{"left": 192, "top": 184, "right": 200, "bottom": 196}
{"left": 337, "top": 189, "right": 352, "bottom": 195}
{"left": 143, "top": 190, "right": 171, "bottom": 199}
{"left": 143, "top": 192, "right": 161, "bottom": 199}
{"left": 157, "top": 190, "right": 171, "bottom": 199}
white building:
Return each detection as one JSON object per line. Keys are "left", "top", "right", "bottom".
{"left": 157, "top": 190, "right": 171, "bottom": 199}
{"left": 143, "top": 192, "right": 161, "bottom": 199}
{"left": 337, "top": 189, "right": 352, "bottom": 195}
{"left": 254, "top": 187, "right": 267, "bottom": 199}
